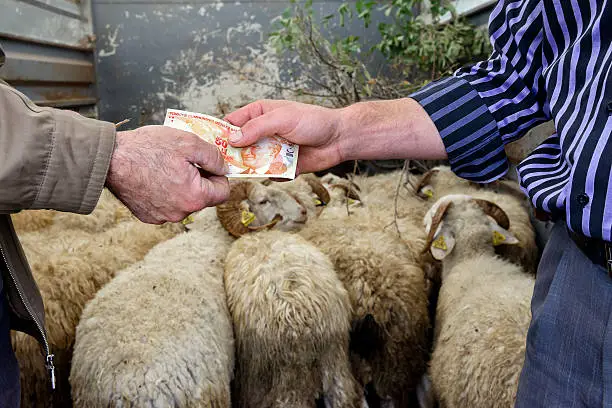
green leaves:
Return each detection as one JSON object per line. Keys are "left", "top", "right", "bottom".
{"left": 266, "top": 0, "right": 491, "bottom": 106}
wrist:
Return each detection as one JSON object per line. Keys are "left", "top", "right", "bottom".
{"left": 105, "top": 130, "right": 128, "bottom": 192}
{"left": 335, "top": 102, "right": 367, "bottom": 162}
{"left": 335, "top": 98, "right": 446, "bottom": 162}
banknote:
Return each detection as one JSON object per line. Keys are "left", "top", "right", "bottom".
{"left": 163, "top": 109, "right": 299, "bottom": 179}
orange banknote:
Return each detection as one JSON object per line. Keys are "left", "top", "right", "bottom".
{"left": 163, "top": 109, "right": 299, "bottom": 179}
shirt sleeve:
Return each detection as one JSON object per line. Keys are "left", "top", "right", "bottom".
{"left": 410, "top": 0, "right": 550, "bottom": 183}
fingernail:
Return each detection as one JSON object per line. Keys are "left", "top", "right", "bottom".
{"left": 223, "top": 163, "right": 230, "bottom": 174}
{"left": 229, "top": 130, "right": 242, "bottom": 144}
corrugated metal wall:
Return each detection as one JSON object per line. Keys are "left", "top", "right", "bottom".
{"left": 0, "top": 0, "right": 99, "bottom": 117}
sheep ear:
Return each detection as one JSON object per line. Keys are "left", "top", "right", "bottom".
{"left": 430, "top": 225, "right": 455, "bottom": 260}
{"left": 490, "top": 223, "right": 519, "bottom": 246}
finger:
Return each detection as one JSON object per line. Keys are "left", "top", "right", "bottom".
{"left": 229, "top": 108, "right": 297, "bottom": 147}
{"left": 186, "top": 139, "right": 228, "bottom": 176}
{"left": 200, "top": 175, "right": 230, "bottom": 207}
{"left": 224, "top": 99, "right": 289, "bottom": 127}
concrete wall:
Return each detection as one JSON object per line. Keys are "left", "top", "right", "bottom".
{"left": 91, "top": 0, "right": 385, "bottom": 126}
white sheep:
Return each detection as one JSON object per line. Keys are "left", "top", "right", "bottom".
{"left": 298, "top": 215, "right": 430, "bottom": 407}
{"left": 13, "top": 219, "right": 184, "bottom": 408}
{"left": 412, "top": 166, "right": 539, "bottom": 273}
{"left": 421, "top": 195, "right": 534, "bottom": 408}
{"left": 215, "top": 175, "right": 432, "bottom": 406}
{"left": 224, "top": 230, "right": 362, "bottom": 408}
{"left": 70, "top": 207, "right": 235, "bottom": 408}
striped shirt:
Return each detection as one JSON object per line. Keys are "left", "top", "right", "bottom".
{"left": 410, "top": 0, "right": 612, "bottom": 241}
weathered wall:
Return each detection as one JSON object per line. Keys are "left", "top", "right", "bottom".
{"left": 0, "top": 0, "right": 99, "bottom": 117}
{"left": 92, "top": 0, "right": 383, "bottom": 126}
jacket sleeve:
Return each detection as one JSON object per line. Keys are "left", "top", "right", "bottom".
{"left": 410, "top": 0, "right": 550, "bottom": 183}
{"left": 0, "top": 81, "right": 116, "bottom": 214}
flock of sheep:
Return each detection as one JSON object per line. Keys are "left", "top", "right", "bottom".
{"left": 11, "top": 165, "right": 539, "bottom": 408}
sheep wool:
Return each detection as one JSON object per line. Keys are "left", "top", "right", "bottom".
{"left": 70, "top": 224, "right": 234, "bottom": 408}
{"left": 224, "top": 230, "right": 362, "bottom": 408}
{"left": 413, "top": 166, "right": 539, "bottom": 273}
{"left": 424, "top": 199, "right": 534, "bottom": 408}
{"left": 11, "top": 209, "right": 56, "bottom": 234}
{"left": 299, "top": 217, "right": 430, "bottom": 407}
{"left": 13, "top": 220, "right": 183, "bottom": 408}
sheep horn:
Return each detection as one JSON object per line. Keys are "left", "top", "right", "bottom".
{"left": 216, "top": 181, "right": 256, "bottom": 237}
{"left": 415, "top": 169, "right": 439, "bottom": 198}
{"left": 330, "top": 182, "right": 361, "bottom": 201}
{"left": 472, "top": 199, "right": 510, "bottom": 230}
{"left": 304, "top": 176, "right": 331, "bottom": 205}
{"left": 421, "top": 200, "right": 454, "bottom": 255}
{"left": 247, "top": 214, "right": 282, "bottom": 231}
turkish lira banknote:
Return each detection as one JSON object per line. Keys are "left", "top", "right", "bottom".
{"left": 163, "top": 109, "right": 298, "bottom": 179}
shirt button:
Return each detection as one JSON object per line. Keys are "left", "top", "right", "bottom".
{"left": 577, "top": 193, "right": 590, "bottom": 207}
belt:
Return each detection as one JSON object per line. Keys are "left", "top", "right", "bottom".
{"left": 569, "top": 231, "right": 612, "bottom": 277}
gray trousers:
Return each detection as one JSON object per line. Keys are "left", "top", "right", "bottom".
{"left": 0, "top": 276, "right": 20, "bottom": 408}
{"left": 515, "top": 221, "right": 612, "bottom": 407}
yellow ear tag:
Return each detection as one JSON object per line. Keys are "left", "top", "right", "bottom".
{"left": 432, "top": 235, "right": 447, "bottom": 250}
{"left": 314, "top": 198, "right": 322, "bottom": 206}
{"left": 421, "top": 186, "right": 434, "bottom": 199}
{"left": 492, "top": 230, "right": 506, "bottom": 245}
{"left": 241, "top": 210, "right": 256, "bottom": 227}
{"left": 348, "top": 198, "right": 355, "bottom": 205}
{"left": 181, "top": 214, "right": 194, "bottom": 225}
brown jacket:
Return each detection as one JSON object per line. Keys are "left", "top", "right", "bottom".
{"left": 0, "top": 44, "right": 116, "bottom": 387}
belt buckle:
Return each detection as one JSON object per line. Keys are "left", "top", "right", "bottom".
{"left": 605, "top": 243, "right": 612, "bottom": 278}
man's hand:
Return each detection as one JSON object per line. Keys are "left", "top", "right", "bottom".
{"left": 225, "top": 100, "right": 344, "bottom": 174}
{"left": 105, "top": 125, "right": 230, "bottom": 224}
{"left": 225, "top": 98, "right": 446, "bottom": 175}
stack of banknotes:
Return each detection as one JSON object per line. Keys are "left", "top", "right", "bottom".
{"left": 164, "top": 109, "right": 298, "bottom": 179}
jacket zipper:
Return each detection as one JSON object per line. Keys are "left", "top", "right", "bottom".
{"left": 0, "top": 247, "right": 55, "bottom": 390}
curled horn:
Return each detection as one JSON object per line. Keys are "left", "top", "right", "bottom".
{"left": 415, "top": 169, "right": 439, "bottom": 198}
{"left": 216, "top": 182, "right": 281, "bottom": 237}
{"left": 472, "top": 199, "right": 510, "bottom": 230}
{"left": 421, "top": 200, "right": 454, "bottom": 255}
{"left": 330, "top": 182, "right": 361, "bottom": 201}
{"left": 303, "top": 175, "right": 331, "bottom": 205}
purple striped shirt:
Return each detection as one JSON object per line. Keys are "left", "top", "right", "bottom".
{"left": 410, "top": 0, "right": 612, "bottom": 240}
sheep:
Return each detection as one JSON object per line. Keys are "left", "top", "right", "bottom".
{"left": 11, "top": 209, "right": 56, "bottom": 233}
{"left": 13, "top": 219, "right": 184, "bottom": 408}
{"left": 215, "top": 177, "right": 330, "bottom": 238}
{"left": 70, "top": 206, "right": 234, "bottom": 408}
{"left": 298, "top": 215, "right": 430, "bottom": 407}
{"left": 421, "top": 195, "right": 534, "bottom": 408}
{"left": 224, "top": 230, "right": 363, "bottom": 408}
{"left": 411, "top": 166, "right": 539, "bottom": 273}
{"left": 50, "top": 189, "right": 135, "bottom": 233}
{"left": 215, "top": 174, "right": 432, "bottom": 406}
{"left": 11, "top": 189, "right": 133, "bottom": 238}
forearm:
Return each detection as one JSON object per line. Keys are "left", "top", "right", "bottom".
{"left": 337, "top": 98, "right": 447, "bottom": 163}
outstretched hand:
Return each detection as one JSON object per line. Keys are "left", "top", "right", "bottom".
{"left": 105, "top": 125, "right": 230, "bottom": 224}
{"left": 224, "top": 100, "right": 346, "bottom": 174}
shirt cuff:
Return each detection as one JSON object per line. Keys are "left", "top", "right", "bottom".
{"left": 410, "top": 76, "right": 509, "bottom": 183}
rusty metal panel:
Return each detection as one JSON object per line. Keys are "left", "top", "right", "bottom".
{"left": 0, "top": 0, "right": 98, "bottom": 116}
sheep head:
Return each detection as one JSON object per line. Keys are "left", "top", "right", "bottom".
{"left": 216, "top": 179, "right": 328, "bottom": 237}
{"left": 422, "top": 195, "right": 518, "bottom": 261}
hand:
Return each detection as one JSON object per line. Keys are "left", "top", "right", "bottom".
{"left": 225, "top": 100, "right": 345, "bottom": 174}
{"left": 105, "top": 125, "right": 230, "bottom": 224}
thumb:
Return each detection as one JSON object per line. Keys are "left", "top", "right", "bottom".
{"left": 187, "top": 139, "right": 228, "bottom": 176}
{"left": 229, "top": 109, "right": 295, "bottom": 147}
